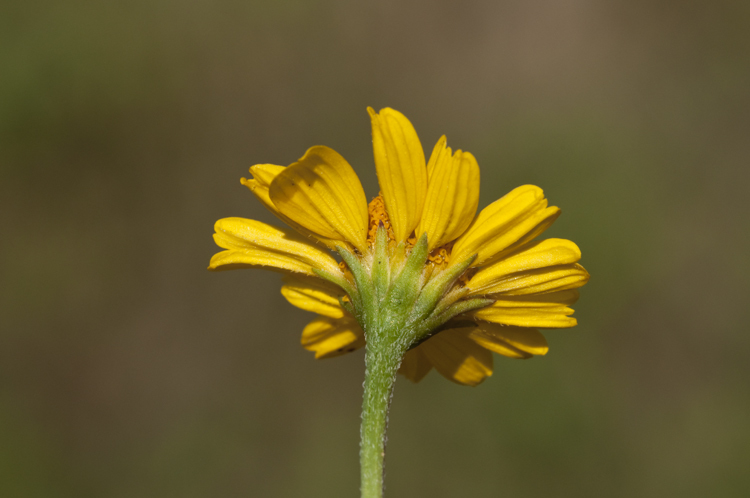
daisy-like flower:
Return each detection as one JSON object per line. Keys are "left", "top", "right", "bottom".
{"left": 209, "top": 108, "right": 589, "bottom": 497}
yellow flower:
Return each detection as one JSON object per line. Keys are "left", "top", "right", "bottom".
{"left": 209, "top": 107, "right": 589, "bottom": 387}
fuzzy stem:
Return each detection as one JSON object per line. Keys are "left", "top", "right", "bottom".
{"left": 360, "top": 337, "right": 405, "bottom": 498}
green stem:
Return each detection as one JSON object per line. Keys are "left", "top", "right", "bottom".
{"left": 360, "top": 340, "right": 404, "bottom": 498}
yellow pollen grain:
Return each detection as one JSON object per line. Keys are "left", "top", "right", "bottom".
{"left": 338, "top": 260, "right": 354, "bottom": 281}
{"left": 367, "top": 194, "right": 395, "bottom": 245}
{"left": 427, "top": 242, "right": 453, "bottom": 266}
{"left": 364, "top": 194, "right": 457, "bottom": 276}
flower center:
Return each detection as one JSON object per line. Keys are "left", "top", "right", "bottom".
{"left": 366, "top": 194, "right": 454, "bottom": 269}
{"left": 366, "top": 194, "right": 395, "bottom": 245}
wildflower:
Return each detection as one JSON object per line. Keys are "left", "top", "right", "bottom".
{"left": 209, "top": 108, "right": 589, "bottom": 497}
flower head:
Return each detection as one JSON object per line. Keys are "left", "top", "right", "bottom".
{"left": 210, "top": 107, "right": 589, "bottom": 386}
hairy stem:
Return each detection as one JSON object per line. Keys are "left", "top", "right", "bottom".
{"left": 360, "top": 338, "right": 405, "bottom": 498}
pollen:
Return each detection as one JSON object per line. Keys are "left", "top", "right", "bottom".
{"left": 367, "top": 194, "right": 395, "bottom": 245}
{"left": 422, "top": 242, "right": 454, "bottom": 282}
{"left": 367, "top": 193, "right": 456, "bottom": 269}
{"left": 427, "top": 243, "right": 452, "bottom": 266}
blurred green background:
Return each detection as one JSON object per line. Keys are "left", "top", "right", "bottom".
{"left": 2, "top": 1, "right": 749, "bottom": 496}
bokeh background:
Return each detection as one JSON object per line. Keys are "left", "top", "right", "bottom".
{"left": 2, "top": 1, "right": 749, "bottom": 496}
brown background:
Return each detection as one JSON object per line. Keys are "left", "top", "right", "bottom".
{"left": 1, "top": 1, "right": 749, "bottom": 496}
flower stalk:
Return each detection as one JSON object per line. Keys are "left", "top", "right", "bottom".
{"left": 341, "top": 228, "right": 488, "bottom": 497}
{"left": 359, "top": 334, "right": 407, "bottom": 498}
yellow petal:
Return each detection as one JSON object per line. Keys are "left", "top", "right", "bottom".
{"left": 280, "top": 275, "right": 346, "bottom": 319}
{"left": 485, "top": 206, "right": 562, "bottom": 264}
{"left": 489, "top": 290, "right": 581, "bottom": 307}
{"left": 368, "top": 107, "right": 427, "bottom": 242}
{"left": 474, "top": 263, "right": 589, "bottom": 296}
{"left": 301, "top": 316, "right": 365, "bottom": 359}
{"left": 418, "top": 140, "right": 480, "bottom": 251}
{"left": 246, "top": 163, "right": 285, "bottom": 186}
{"left": 420, "top": 329, "right": 493, "bottom": 386}
{"left": 241, "top": 165, "right": 340, "bottom": 251}
{"left": 471, "top": 294, "right": 578, "bottom": 328}
{"left": 209, "top": 218, "right": 341, "bottom": 276}
{"left": 426, "top": 135, "right": 447, "bottom": 179}
{"left": 269, "top": 146, "right": 369, "bottom": 253}
{"left": 468, "top": 332, "right": 529, "bottom": 358}
{"left": 451, "top": 185, "right": 560, "bottom": 267}
{"left": 468, "top": 239, "right": 584, "bottom": 295}
{"left": 469, "top": 323, "right": 548, "bottom": 358}
{"left": 398, "top": 347, "right": 433, "bottom": 383}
